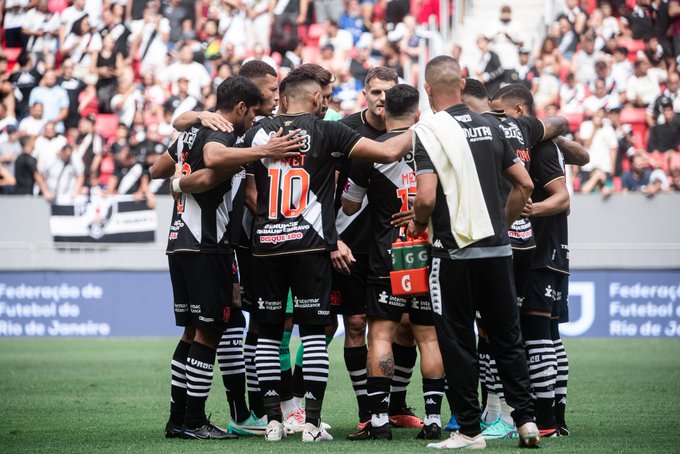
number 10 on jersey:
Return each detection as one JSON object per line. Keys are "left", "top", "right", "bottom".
{"left": 268, "top": 168, "right": 311, "bottom": 219}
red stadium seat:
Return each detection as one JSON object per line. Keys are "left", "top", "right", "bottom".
{"left": 48, "top": 0, "right": 68, "bottom": 13}
{"left": 559, "top": 110, "right": 585, "bottom": 133}
{"left": 95, "top": 114, "right": 119, "bottom": 141}
{"left": 5, "top": 47, "right": 22, "bottom": 72}
{"left": 626, "top": 40, "right": 645, "bottom": 62}
{"left": 306, "top": 23, "right": 325, "bottom": 47}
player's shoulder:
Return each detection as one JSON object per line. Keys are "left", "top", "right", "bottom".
{"left": 340, "top": 110, "right": 364, "bottom": 128}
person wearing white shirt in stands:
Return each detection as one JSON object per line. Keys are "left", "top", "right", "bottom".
{"left": 22, "top": 0, "right": 61, "bottom": 67}
{"left": 35, "top": 122, "right": 68, "bottom": 170}
{"left": 19, "top": 103, "right": 48, "bottom": 136}
{"left": 62, "top": 14, "right": 103, "bottom": 84}
{"left": 2, "top": 0, "right": 30, "bottom": 48}
{"left": 130, "top": 3, "right": 170, "bottom": 75}
{"left": 165, "top": 44, "right": 212, "bottom": 100}
{"left": 625, "top": 58, "right": 664, "bottom": 107}
{"left": 39, "top": 144, "right": 85, "bottom": 202}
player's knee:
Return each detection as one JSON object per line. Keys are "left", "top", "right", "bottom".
{"left": 345, "top": 314, "right": 367, "bottom": 340}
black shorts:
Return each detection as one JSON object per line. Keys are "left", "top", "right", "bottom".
{"left": 366, "top": 281, "right": 434, "bottom": 326}
{"left": 168, "top": 252, "right": 233, "bottom": 330}
{"left": 235, "top": 247, "right": 256, "bottom": 317}
{"left": 522, "top": 268, "right": 569, "bottom": 321}
{"left": 251, "top": 252, "right": 332, "bottom": 326}
{"left": 331, "top": 253, "right": 368, "bottom": 316}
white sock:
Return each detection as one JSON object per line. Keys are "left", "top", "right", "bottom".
{"left": 500, "top": 397, "right": 514, "bottom": 426}
{"left": 424, "top": 414, "right": 442, "bottom": 427}
{"left": 371, "top": 413, "right": 389, "bottom": 427}
{"left": 281, "top": 398, "right": 297, "bottom": 417}
{"left": 482, "top": 393, "right": 501, "bottom": 423}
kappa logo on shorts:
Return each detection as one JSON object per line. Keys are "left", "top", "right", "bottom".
{"left": 304, "top": 391, "right": 317, "bottom": 400}
{"left": 264, "top": 390, "right": 279, "bottom": 397}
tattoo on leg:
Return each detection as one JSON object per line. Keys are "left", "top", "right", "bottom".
{"left": 378, "top": 353, "right": 395, "bottom": 378}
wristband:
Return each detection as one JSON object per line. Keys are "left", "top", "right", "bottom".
{"left": 412, "top": 216, "right": 428, "bottom": 228}
{"left": 172, "top": 177, "right": 182, "bottom": 193}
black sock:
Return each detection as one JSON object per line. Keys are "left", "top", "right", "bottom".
{"left": 184, "top": 341, "right": 216, "bottom": 428}
{"left": 521, "top": 314, "right": 557, "bottom": 429}
{"left": 292, "top": 362, "right": 305, "bottom": 399}
{"left": 368, "top": 376, "right": 392, "bottom": 426}
{"left": 169, "top": 340, "right": 191, "bottom": 425}
{"left": 300, "top": 325, "right": 328, "bottom": 427}
{"left": 390, "top": 343, "right": 416, "bottom": 412}
{"left": 423, "top": 377, "right": 445, "bottom": 427}
{"left": 217, "top": 314, "right": 249, "bottom": 423}
{"left": 255, "top": 323, "right": 284, "bottom": 423}
{"left": 244, "top": 331, "right": 264, "bottom": 418}
{"left": 477, "top": 335, "right": 489, "bottom": 409}
{"left": 552, "top": 319, "right": 568, "bottom": 426}
{"left": 344, "top": 345, "right": 370, "bottom": 420}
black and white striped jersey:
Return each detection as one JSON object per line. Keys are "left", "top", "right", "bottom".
{"left": 165, "top": 125, "right": 238, "bottom": 254}
{"left": 343, "top": 129, "right": 415, "bottom": 281}
{"left": 241, "top": 113, "right": 362, "bottom": 256}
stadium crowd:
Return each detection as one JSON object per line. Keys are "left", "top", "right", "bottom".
{"left": 0, "top": 0, "right": 678, "bottom": 199}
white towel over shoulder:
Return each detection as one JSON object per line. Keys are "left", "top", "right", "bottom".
{"left": 413, "top": 110, "right": 494, "bottom": 249}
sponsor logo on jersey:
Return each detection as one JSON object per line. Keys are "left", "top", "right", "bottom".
{"left": 463, "top": 126, "right": 493, "bottom": 142}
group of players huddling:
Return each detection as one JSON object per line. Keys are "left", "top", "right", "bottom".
{"left": 150, "top": 55, "right": 588, "bottom": 449}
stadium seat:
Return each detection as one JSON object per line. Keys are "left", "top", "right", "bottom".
{"left": 48, "top": 0, "right": 68, "bottom": 13}
{"left": 560, "top": 110, "right": 585, "bottom": 133}
{"left": 5, "top": 48, "right": 22, "bottom": 72}
{"left": 95, "top": 114, "right": 119, "bottom": 141}
{"left": 626, "top": 40, "right": 645, "bottom": 62}
{"left": 306, "top": 23, "right": 325, "bottom": 47}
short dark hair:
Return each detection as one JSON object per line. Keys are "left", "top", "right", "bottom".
{"left": 364, "top": 66, "right": 399, "bottom": 87}
{"left": 278, "top": 76, "right": 287, "bottom": 96}
{"left": 18, "top": 52, "right": 30, "bottom": 67}
{"left": 281, "top": 67, "right": 321, "bottom": 94}
{"left": 299, "top": 63, "right": 334, "bottom": 87}
{"left": 239, "top": 60, "right": 277, "bottom": 81}
{"left": 385, "top": 84, "right": 419, "bottom": 118}
{"left": 215, "top": 76, "right": 264, "bottom": 112}
{"left": 492, "top": 83, "right": 535, "bottom": 116}
{"left": 462, "top": 78, "right": 488, "bottom": 101}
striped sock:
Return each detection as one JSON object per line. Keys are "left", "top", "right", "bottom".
{"left": 552, "top": 320, "right": 569, "bottom": 426}
{"left": 344, "top": 345, "right": 370, "bottom": 421}
{"left": 169, "top": 340, "right": 191, "bottom": 425}
{"left": 217, "top": 322, "right": 248, "bottom": 423}
{"left": 478, "top": 337, "right": 490, "bottom": 408}
{"left": 256, "top": 326, "right": 283, "bottom": 423}
{"left": 522, "top": 314, "right": 557, "bottom": 429}
{"left": 389, "top": 343, "right": 416, "bottom": 412}
{"left": 422, "top": 377, "right": 445, "bottom": 427}
{"left": 300, "top": 326, "right": 329, "bottom": 427}
{"left": 244, "top": 331, "right": 264, "bottom": 418}
{"left": 488, "top": 357, "right": 505, "bottom": 400}
{"left": 184, "top": 341, "right": 216, "bottom": 428}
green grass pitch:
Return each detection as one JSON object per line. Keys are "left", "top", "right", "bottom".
{"left": 1, "top": 338, "right": 679, "bottom": 453}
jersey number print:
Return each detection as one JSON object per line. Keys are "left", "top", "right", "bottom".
{"left": 267, "top": 168, "right": 311, "bottom": 219}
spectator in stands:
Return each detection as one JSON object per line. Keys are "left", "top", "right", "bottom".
{"left": 320, "top": 19, "right": 355, "bottom": 60}
{"left": 19, "top": 102, "right": 47, "bottom": 136}
{"left": 111, "top": 71, "right": 144, "bottom": 127}
{"left": 164, "top": 76, "right": 201, "bottom": 122}
{"left": 382, "top": 40, "right": 404, "bottom": 78}
{"left": 35, "top": 121, "right": 68, "bottom": 169}
{"left": 92, "top": 34, "right": 124, "bottom": 113}
{"left": 74, "top": 114, "right": 103, "bottom": 189}
{"left": 333, "top": 68, "right": 363, "bottom": 114}
{"left": 317, "top": 43, "right": 344, "bottom": 75}
{"left": 622, "top": 0, "right": 656, "bottom": 40}
{"left": 13, "top": 135, "right": 41, "bottom": 195}
{"left": 39, "top": 143, "right": 85, "bottom": 202}
{"left": 130, "top": 3, "right": 170, "bottom": 75}
{"left": 28, "top": 69, "right": 70, "bottom": 133}
{"left": 9, "top": 53, "right": 42, "bottom": 119}
{"left": 339, "top": 0, "right": 366, "bottom": 44}
{"left": 218, "top": 0, "right": 248, "bottom": 57}
{"left": 647, "top": 99, "right": 680, "bottom": 156}
{"left": 0, "top": 56, "right": 16, "bottom": 118}
{"left": 22, "top": 0, "right": 61, "bottom": 69}
{"left": 611, "top": 47, "right": 634, "bottom": 94}
{"left": 56, "top": 59, "right": 87, "bottom": 131}
{"left": 555, "top": 15, "right": 578, "bottom": 60}
{"left": 489, "top": 5, "right": 525, "bottom": 84}
{"left": 107, "top": 144, "right": 149, "bottom": 201}
{"left": 0, "top": 103, "right": 18, "bottom": 132}
{"left": 556, "top": 0, "right": 587, "bottom": 36}
{"left": 671, "top": 0, "right": 680, "bottom": 60}
{"left": 99, "top": 4, "right": 132, "bottom": 59}
{"left": 61, "top": 0, "right": 87, "bottom": 40}
{"left": 349, "top": 42, "right": 372, "bottom": 83}
{"left": 647, "top": 70, "right": 680, "bottom": 125}
{"left": 244, "top": 0, "right": 272, "bottom": 53}
{"left": 386, "top": 0, "right": 409, "bottom": 25}
{"left": 365, "top": 21, "right": 389, "bottom": 63}
{"left": 625, "top": 58, "right": 664, "bottom": 107}
{"left": 607, "top": 107, "right": 636, "bottom": 177}
{"left": 514, "top": 48, "right": 539, "bottom": 89}
{"left": 559, "top": 72, "right": 587, "bottom": 113}
{"left": 571, "top": 34, "right": 601, "bottom": 86}
{"left": 164, "top": 0, "right": 191, "bottom": 47}
{"left": 279, "top": 39, "right": 304, "bottom": 76}
{"left": 0, "top": 161, "right": 16, "bottom": 193}
{"left": 583, "top": 77, "right": 621, "bottom": 117}
{"left": 533, "top": 55, "right": 561, "bottom": 114}
{"left": 62, "top": 14, "right": 103, "bottom": 85}
{"left": 592, "top": 2, "right": 621, "bottom": 42}
{"left": 270, "top": 0, "right": 308, "bottom": 55}
{"left": 578, "top": 108, "right": 619, "bottom": 195}
{"left": 166, "top": 44, "right": 212, "bottom": 100}
{"left": 0, "top": 125, "right": 21, "bottom": 180}
{"left": 2, "top": 0, "right": 30, "bottom": 48}
{"left": 242, "top": 42, "right": 278, "bottom": 70}
{"left": 621, "top": 152, "right": 669, "bottom": 196}
{"left": 475, "top": 35, "right": 504, "bottom": 97}
{"left": 314, "top": 0, "right": 344, "bottom": 23}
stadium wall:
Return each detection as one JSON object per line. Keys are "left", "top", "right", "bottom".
{"left": 2, "top": 195, "right": 679, "bottom": 338}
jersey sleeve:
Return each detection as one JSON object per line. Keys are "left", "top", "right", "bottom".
{"left": 343, "top": 160, "right": 371, "bottom": 203}
{"left": 324, "top": 121, "right": 362, "bottom": 157}
{"left": 166, "top": 139, "right": 179, "bottom": 163}
{"left": 531, "top": 141, "right": 565, "bottom": 188}
{"left": 204, "top": 130, "right": 236, "bottom": 148}
{"left": 414, "top": 135, "right": 435, "bottom": 175}
{"left": 516, "top": 115, "right": 546, "bottom": 148}
{"left": 500, "top": 133, "right": 521, "bottom": 171}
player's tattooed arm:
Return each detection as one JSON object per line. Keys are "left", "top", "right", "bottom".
{"left": 540, "top": 115, "right": 569, "bottom": 140}
{"left": 554, "top": 135, "right": 590, "bottom": 166}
